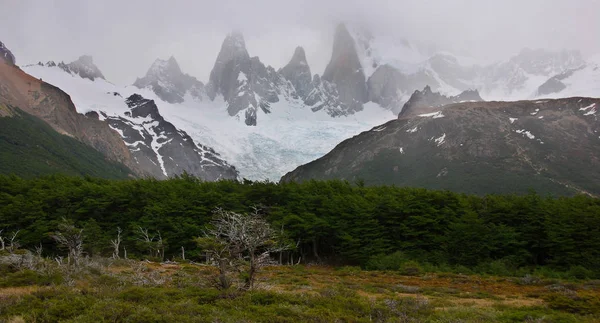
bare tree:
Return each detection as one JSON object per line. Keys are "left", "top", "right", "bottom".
{"left": 0, "top": 229, "right": 5, "bottom": 251}
{"left": 51, "top": 221, "right": 84, "bottom": 267}
{"left": 136, "top": 227, "right": 164, "bottom": 260}
{"left": 111, "top": 227, "right": 122, "bottom": 259}
{"left": 7, "top": 230, "right": 20, "bottom": 253}
{"left": 198, "top": 208, "right": 291, "bottom": 290}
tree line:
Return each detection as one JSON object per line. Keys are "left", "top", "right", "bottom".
{"left": 1, "top": 174, "right": 599, "bottom": 274}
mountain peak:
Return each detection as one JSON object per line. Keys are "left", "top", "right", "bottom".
{"left": 0, "top": 40, "right": 16, "bottom": 65}
{"left": 147, "top": 56, "right": 182, "bottom": 77}
{"left": 321, "top": 22, "right": 367, "bottom": 113}
{"left": 291, "top": 46, "right": 307, "bottom": 65}
{"left": 280, "top": 46, "right": 312, "bottom": 99}
{"left": 65, "top": 55, "right": 105, "bottom": 80}
{"left": 133, "top": 56, "right": 205, "bottom": 104}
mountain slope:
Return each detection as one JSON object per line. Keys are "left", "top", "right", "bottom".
{"left": 0, "top": 105, "right": 132, "bottom": 179}
{"left": 99, "top": 94, "right": 238, "bottom": 180}
{"left": 282, "top": 97, "right": 600, "bottom": 196}
{"left": 0, "top": 49, "right": 140, "bottom": 175}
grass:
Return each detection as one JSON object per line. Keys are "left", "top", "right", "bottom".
{"left": 0, "top": 261, "right": 599, "bottom": 322}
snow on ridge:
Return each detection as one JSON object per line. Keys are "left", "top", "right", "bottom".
{"left": 418, "top": 111, "right": 445, "bottom": 118}
{"left": 406, "top": 126, "right": 419, "bottom": 133}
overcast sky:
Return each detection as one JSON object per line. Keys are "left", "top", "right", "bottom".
{"left": 1, "top": 0, "right": 598, "bottom": 85}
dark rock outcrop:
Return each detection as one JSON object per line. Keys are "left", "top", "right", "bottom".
{"left": 399, "top": 86, "right": 483, "bottom": 118}
{"left": 133, "top": 56, "right": 205, "bottom": 103}
{"left": 102, "top": 94, "right": 238, "bottom": 180}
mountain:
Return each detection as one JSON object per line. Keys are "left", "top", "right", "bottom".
{"left": 24, "top": 51, "right": 394, "bottom": 181}
{"left": 39, "top": 55, "right": 106, "bottom": 81}
{"left": 0, "top": 48, "right": 140, "bottom": 174}
{"left": 536, "top": 55, "right": 600, "bottom": 98}
{"left": 0, "top": 105, "right": 132, "bottom": 179}
{"left": 282, "top": 97, "right": 600, "bottom": 196}
{"left": 133, "top": 56, "right": 205, "bottom": 104}
{"left": 204, "top": 32, "right": 293, "bottom": 125}
{"left": 399, "top": 86, "right": 483, "bottom": 118}
{"left": 97, "top": 94, "right": 237, "bottom": 180}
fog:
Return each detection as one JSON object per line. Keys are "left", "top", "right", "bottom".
{"left": 1, "top": 0, "right": 598, "bottom": 85}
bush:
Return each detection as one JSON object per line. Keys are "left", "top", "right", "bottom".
{"left": 567, "top": 266, "right": 594, "bottom": 280}
{"left": 365, "top": 251, "right": 407, "bottom": 271}
{"left": 400, "top": 261, "right": 423, "bottom": 276}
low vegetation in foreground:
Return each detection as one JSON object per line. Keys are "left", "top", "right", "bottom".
{"left": 1, "top": 256, "right": 600, "bottom": 322}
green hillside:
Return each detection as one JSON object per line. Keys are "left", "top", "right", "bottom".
{"left": 0, "top": 106, "right": 132, "bottom": 179}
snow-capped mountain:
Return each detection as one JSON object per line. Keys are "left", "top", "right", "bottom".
{"left": 536, "top": 54, "right": 600, "bottom": 98}
{"left": 38, "top": 56, "right": 106, "bottom": 81}
{"left": 133, "top": 56, "right": 205, "bottom": 104}
{"left": 23, "top": 51, "right": 394, "bottom": 181}
{"left": 17, "top": 23, "right": 600, "bottom": 182}
{"left": 347, "top": 26, "right": 590, "bottom": 112}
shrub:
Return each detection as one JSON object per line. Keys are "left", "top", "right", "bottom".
{"left": 365, "top": 251, "right": 407, "bottom": 271}
{"left": 400, "top": 261, "right": 423, "bottom": 276}
{"left": 567, "top": 266, "right": 594, "bottom": 280}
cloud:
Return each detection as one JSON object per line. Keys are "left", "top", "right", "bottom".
{"left": 1, "top": 0, "right": 598, "bottom": 84}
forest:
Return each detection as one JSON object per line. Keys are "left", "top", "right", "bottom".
{"left": 1, "top": 174, "right": 599, "bottom": 277}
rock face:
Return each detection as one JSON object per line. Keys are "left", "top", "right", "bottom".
{"left": 367, "top": 65, "right": 408, "bottom": 113}
{"left": 282, "top": 98, "right": 600, "bottom": 196}
{"left": 399, "top": 86, "right": 483, "bottom": 118}
{"left": 102, "top": 94, "right": 238, "bottom": 180}
{"left": 322, "top": 23, "right": 368, "bottom": 113}
{"left": 205, "top": 32, "right": 294, "bottom": 125}
{"left": 0, "top": 41, "right": 15, "bottom": 66}
{"left": 0, "top": 52, "right": 139, "bottom": 174}
{"left": 133, "top": 56, "right": 205, "bottom": 103}
{"left": 280, "top": 46, "right": 313, "bottom": 100}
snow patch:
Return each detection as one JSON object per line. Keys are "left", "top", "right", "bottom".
{"left": 418, "top": 111, "right": 445, "bottom": 118}
{"left": 406, "top": 126, "right": 419, "bottom": 133}
{"left": 516, "top": 129, "right": 536, "bottom": 139}
{"left": 509, "top": 117, "right": 518, "bottom": 124}
{"left": 399, "top": 147, "right": 404, "bottom": 154}
{"left": 433, "top": 133, "right": 446, "bottom": 146}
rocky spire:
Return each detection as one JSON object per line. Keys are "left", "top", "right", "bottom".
{"left": 322, "top": 23, "right": 368, "bottom": 113}
{"left": 0, "top": 41, "right": 16, "bottom": 66}
{"left": 280, "top": 46, "right": 312, "bottom": 99}
{"left": 207, "top": 32, "right": 251, "bottom": 100}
